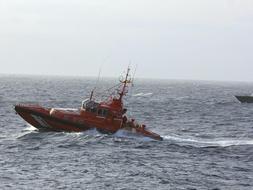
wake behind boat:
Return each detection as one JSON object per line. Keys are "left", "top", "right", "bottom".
{"left": 15, "top": 68, "right": 162, "bottom": 141}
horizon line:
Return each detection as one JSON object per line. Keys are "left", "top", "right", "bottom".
{"left": 0, "top": 72, "right": 253, "bottom": 84}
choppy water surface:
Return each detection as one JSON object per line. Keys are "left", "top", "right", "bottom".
{"left": 1, "top": 75, "right": 253, "bottom": 190}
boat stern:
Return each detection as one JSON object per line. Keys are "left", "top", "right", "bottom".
{"left": 122, "top": 122, "right": 163, "bottom": 141}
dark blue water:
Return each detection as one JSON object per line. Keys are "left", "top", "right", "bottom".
{"left": 1, "top": 75, "right": 253, "bottom": 190}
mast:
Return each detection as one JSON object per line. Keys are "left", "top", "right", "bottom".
{"left": 89, "top": 66, "right": 102, "bottom": 101}
{"left": 119, "top": 67, "right": 131, "bottom": 101}
{"left": 89, "top": 90, "right": 94, "bottom": 100}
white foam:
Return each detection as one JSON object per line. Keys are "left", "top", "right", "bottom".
{"left": 143, "top": 92, "right": 153, "bottom": 96}
{"left": 113, "top": 129, "right": 153, "bottom": 141}
{"left": 12, "top": 124, "right": 38, "bottom": 139}
{"left": 163, "top": 135, "right": 253, "bottom": 147}
{"left": 23, "top": 124, "right": 37, "bottom": 131}
{"left": 132, "top": 92, "right": 153, "bottom": 97}
{"left": 132, "top": 93, "right": 144, "bottom": 97}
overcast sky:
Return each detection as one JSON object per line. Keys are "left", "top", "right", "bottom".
{"left": 0, "top": 0, "right": 253, "bottom": 81}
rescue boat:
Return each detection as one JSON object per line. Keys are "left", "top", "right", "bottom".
{"left": 14, "top": 68, "right": 163, "bottom": 141}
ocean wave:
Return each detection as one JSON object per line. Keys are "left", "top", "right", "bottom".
{"left": 11, "top": 125, "right": 253, "bottom": 146}
{"left": 22, "top": 124, "right": 37, "bottom": 131}
{"left": 113, "top": 129, "right": 154, "bottom": 141}
{"left": 132, "top": 92, "right": 153, "bottom": 97}
{"left": 16, "top": 125, "right": 155, "bottom": 142}
{"left": 163, "top": 134, "right": 253, "bottom": 147}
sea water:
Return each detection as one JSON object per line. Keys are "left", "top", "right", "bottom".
{"left": 0, "top": 75, "right": 253, "bottom": 189}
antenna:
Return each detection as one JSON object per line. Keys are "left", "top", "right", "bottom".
{"left": 129, "top": 60, "right": 132, "bottom": 68}
{"left": 90, "top": 64, "right": 102, "bottom": 100}
{"left": 95, "top": 65, "right": 102, "bottom": 88}
{"left": 132, "top": 64, "right": 138, "bottom": 87}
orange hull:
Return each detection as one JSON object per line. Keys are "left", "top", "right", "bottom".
{"left": 15, "top": 104, "right": 163, "bottom": 141}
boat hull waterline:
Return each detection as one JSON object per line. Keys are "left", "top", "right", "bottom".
{"left": 15, "top": 104, "right": 163, "bottom": 141}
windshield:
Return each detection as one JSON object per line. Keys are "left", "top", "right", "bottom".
{"left": 82, "top": 99, "right": 99, "bottom": 110}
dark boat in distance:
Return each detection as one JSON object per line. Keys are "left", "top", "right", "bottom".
{"left": 235, "top": 95, "right": 253, "bottom": 103}
{"left": 15, "top": 68, "right": 163, "bottom": 141}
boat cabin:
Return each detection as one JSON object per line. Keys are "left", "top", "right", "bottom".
{"left": 81, "top": 99, "right": 109, "bottom": 118}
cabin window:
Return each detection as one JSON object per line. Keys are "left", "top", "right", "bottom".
{"left": 91, "top": 107, "right": 97, "bottom": 113}
{"left": 102, "top": 109, "right": 108, "bottom": 117}
{"left": 82, "top": 99, "right": 99, "bottom": 113}
{"left": 97, "top": 108, "right": 109, "bottom": 117}
{"left": 98, "top": 109, "right": 103, "bottom": 116}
